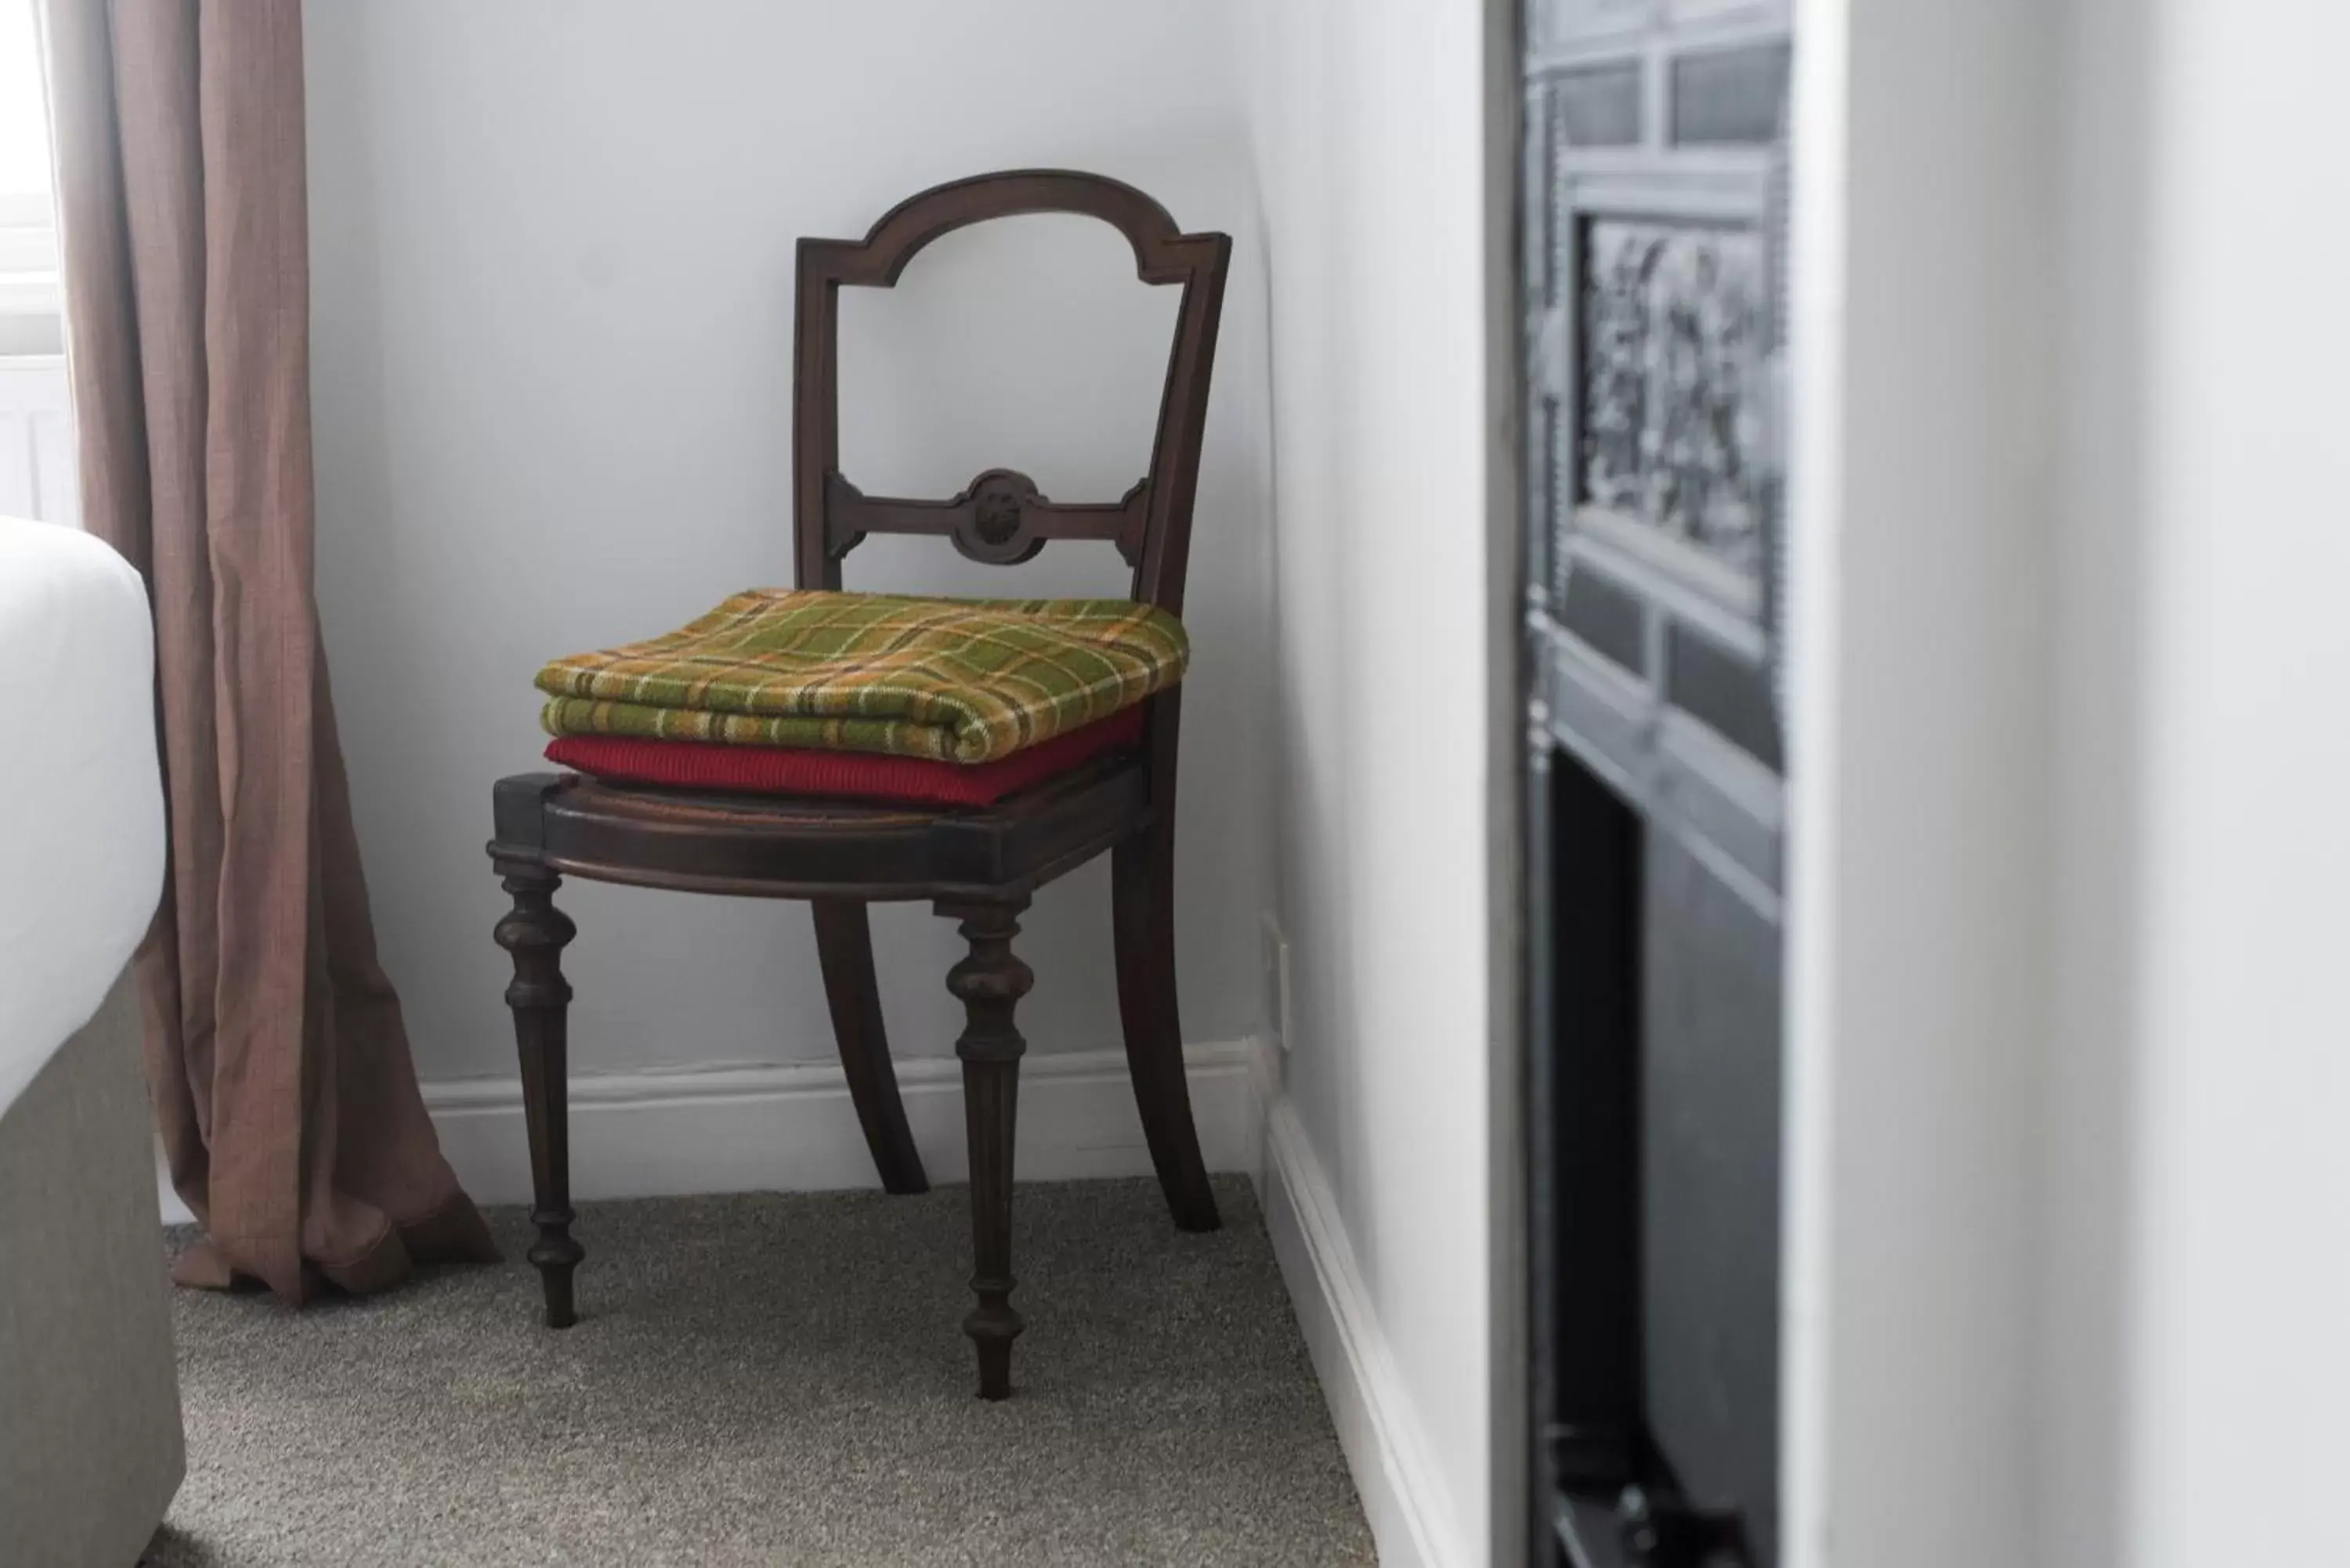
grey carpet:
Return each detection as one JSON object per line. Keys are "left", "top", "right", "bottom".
{"left": 146, "top": 1176, "right": 1373, "bottom": 1567}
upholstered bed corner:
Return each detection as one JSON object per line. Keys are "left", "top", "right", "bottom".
{"left": 0, "top": 515, "right": 183, "bottom": 1565}
{"left": 0, "top": 972, "right": 184, "bottom": 1566}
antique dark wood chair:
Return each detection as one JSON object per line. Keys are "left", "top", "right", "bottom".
{"left": 486, "top": 171, "right": 1230, "bottom": 1400}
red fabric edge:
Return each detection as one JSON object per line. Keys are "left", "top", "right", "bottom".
{"left": 544, "top": 706, "right": 1146, "bottom": 807}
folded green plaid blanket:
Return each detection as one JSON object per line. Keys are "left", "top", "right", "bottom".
{"left": 536, "top": 590, "right": 1187, "bottom": 764}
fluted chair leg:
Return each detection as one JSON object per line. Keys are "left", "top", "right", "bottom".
{"left": 939, "top": 896, "right": 1033, "bottom": 1400}
{"left": 494, "top": 861, "right": 583, "bottom": 1328}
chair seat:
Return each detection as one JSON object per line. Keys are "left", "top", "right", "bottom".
{"left": 493, "top": 739, "right": 1152, "bottom": 905}
{"left": 543, "top": 706, "right": 1144, "bottom": 807}
{"left": 536, "top": 590, "right": 1187, "bottom": 764}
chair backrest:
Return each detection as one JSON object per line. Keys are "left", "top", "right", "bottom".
{"left": 793, "top": 171, "right": 1231, "bottom": 618}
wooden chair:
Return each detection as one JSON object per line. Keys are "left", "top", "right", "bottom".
{"left": 486, "top": 171, "right": 1231, "bottom": 1400}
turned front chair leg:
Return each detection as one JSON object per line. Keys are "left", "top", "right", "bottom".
{"left": 941, "top": 896, "right": 1033, "bottom": 1400}
{"left": 495, "top": 860, "right": 584, "bottom": 1328}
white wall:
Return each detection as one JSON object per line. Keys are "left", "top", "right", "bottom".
{"left": 301, "top": 0, "right": 1272, "bottom": 1087}
{"left": 1781, "top": 2, "right": 2059, "bottom": 1563}
{"left": 1790, "top": 2, "right": 2350, "bottom": 1565}
{"left": 2047, "top": 3, "right": 2350, "bottom": 1563}
{"left": 1242, "top": 1, "right": 1493, "bottom": 1562}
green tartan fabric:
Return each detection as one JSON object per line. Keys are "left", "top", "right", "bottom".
{"left": 536, "top": 590, "right": 1188, "bottom": 764}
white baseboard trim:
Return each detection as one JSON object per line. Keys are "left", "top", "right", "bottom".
{"left": 157, "top": 1040, "right": 1259, "bottom": 1225}
{"left": 1253, "top": 1050, "right": 1466, "bottom": 1568}
{"left": 431, "top": 1039, "right": 1261, "bottom": 1206}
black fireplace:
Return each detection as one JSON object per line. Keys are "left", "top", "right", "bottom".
{"left": 1530, "top": 743, "right": 1782, "bottom": 1567}
{"left": 1516, "top": 4, "right": 1794, "bottom": 1563}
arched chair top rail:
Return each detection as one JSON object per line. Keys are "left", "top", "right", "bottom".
{"left": 797, "top": 168, "right": 1217, "bottom": 288}
{"left": 793, "top": 169, "right": 1231, "bottom": 615}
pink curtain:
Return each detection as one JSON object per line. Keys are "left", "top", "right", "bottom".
{"left": 39, "top": 0, "right": 496, "bottom": 1299}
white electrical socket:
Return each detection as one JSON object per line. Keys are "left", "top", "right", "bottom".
{"left": 1260, "top": 911, "right": 1294, "bottom": 1054}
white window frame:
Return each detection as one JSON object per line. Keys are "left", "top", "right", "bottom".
{"left": 0, "top": 189, "right": 58, "bottom": 326}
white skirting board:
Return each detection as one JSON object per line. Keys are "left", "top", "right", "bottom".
{"left": 1251, "top": 1051, "right": 1469, "bottom": 1568}
{"left": 157, "top": 1036, "right": 1465, "bottom": 1568}
{"left": 160, "top": 1041, "right": 1259, "bottom": 1223}
{"left": 429, "top": 1039, "right": 1262, "bottom": 1205}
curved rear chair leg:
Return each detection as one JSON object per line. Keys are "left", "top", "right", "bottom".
{"left": 812, "top": 899, "right": 927, "bottom": 1194}
{"left": 494, "top": 860, "right": 584, "bottom": 1327}
{"left": 941, "top": 898, "right": 1032, "bottom": 1400}
{"left": 1112, "top": 820, "right": 1221, "bottom": 1232}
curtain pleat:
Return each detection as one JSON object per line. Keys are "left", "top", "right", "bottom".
{"left": 38, "top": 0, "right": 497, "bottom": 1301}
